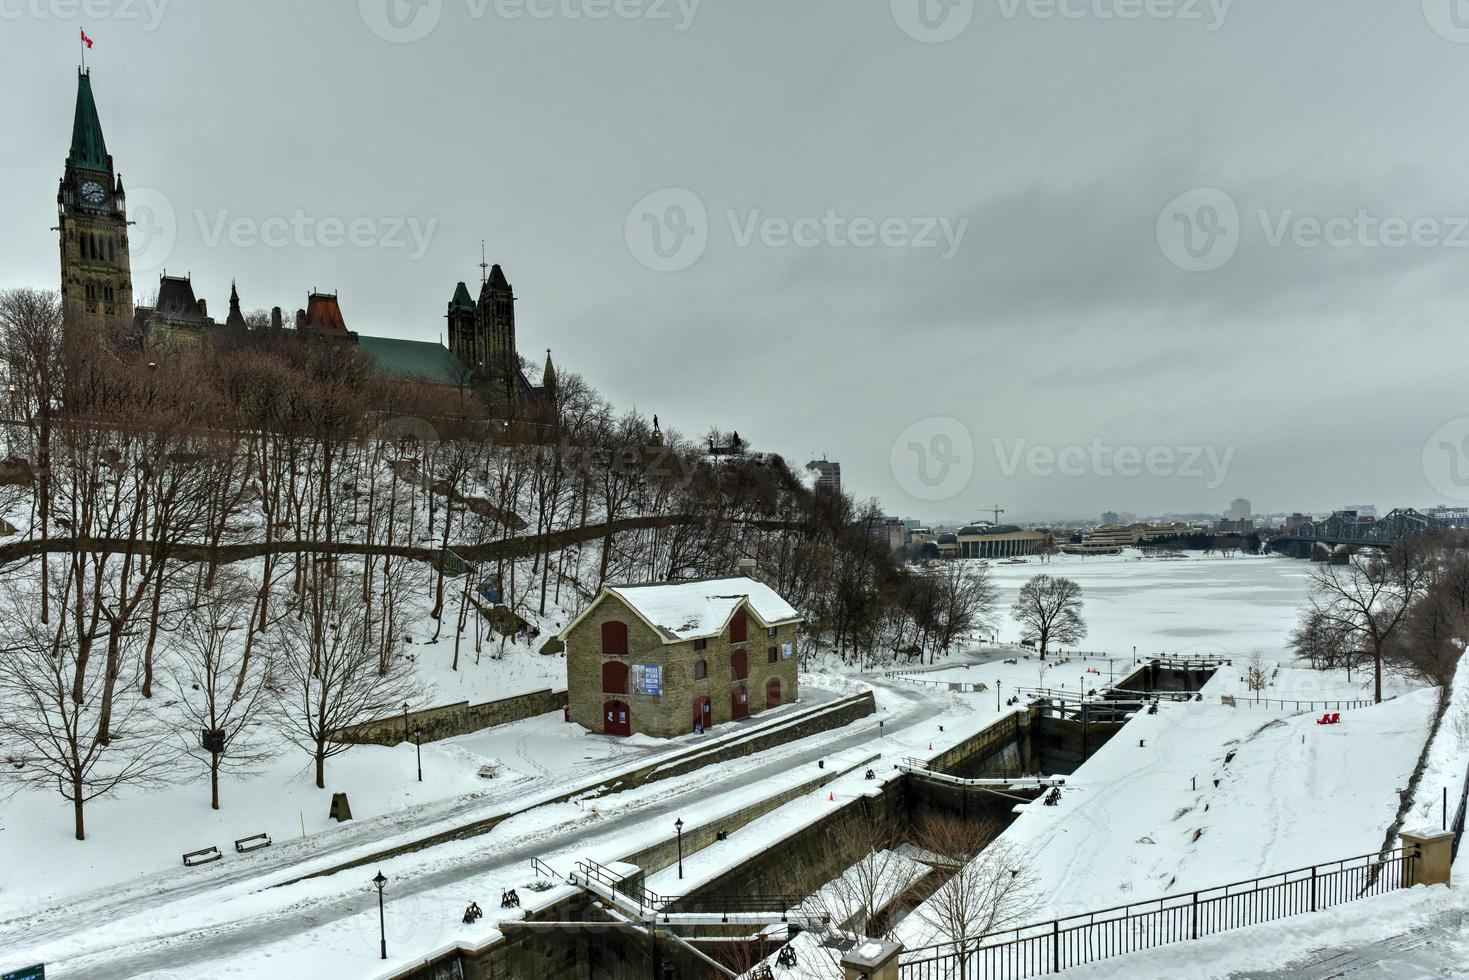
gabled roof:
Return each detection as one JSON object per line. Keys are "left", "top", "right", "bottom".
{"left": 70, "top": 70, "right": 109, "bottom": 172}
{"left": 357, "top": 335, "right": 469, "bottom": 385}
{"left": 561, "top": 576, "right": 802, "bottom": 644}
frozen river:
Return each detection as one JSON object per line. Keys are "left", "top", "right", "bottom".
{"left": 980, "top": 552, "right": 1316, "bottom": 660}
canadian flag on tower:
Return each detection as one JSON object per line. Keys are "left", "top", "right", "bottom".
{"left": 80, "top": 29, "right": 94, "bottom": 48}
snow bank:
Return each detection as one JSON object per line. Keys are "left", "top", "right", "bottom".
{"left": 899, "top": 687, "right": 1438, "bottom": 949}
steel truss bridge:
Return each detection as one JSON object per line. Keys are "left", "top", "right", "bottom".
{"left": 1270, "top": 507, "right": 1445, "bottom": 557}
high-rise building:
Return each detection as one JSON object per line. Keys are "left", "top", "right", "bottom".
{"left": 806, "top": 459, "right": 841, "bottom": 495}
{"left": 1101, "top": 511, "right": 1121, "bottom": 526}
{"left": 1227, "top": 498, "right": 1252, "bottom": 521}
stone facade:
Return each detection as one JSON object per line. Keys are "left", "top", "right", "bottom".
{"left": 565, "top": 589, "right": 801, "bottom": 739}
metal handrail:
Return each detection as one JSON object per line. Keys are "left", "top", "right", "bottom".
{"left": 899, "top": 846, "right": 1416, "bottom": 975}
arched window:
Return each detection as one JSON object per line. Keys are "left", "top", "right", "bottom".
{"left": 602, "top": 660, "right": 629, "bottom": 695}
{"left": 730, "top": 610, "right": 747, "bottom": 643}
{"left": 693, "top": 659, "right": 708, "bottom": 680}
{"left": 601, "top": 620, "right": 629, "bottom": 656}
{"left": 767, "top": 646, "right": 778, "bottom": 664}
{"left": 731, "top": 648, "right": 748, "bottom": 680}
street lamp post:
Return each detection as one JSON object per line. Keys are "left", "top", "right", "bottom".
{"left": 414, "top": 726, "right": 422, "bottom": 782}
{"left": 996, "top": 680, "right": 1001, "bottom": 712}
{"left": 402, "top": 702, "right": 409, "bottom": 743}
{"left": 675, "top": 818, "right": 684, "bottom": 880}
{"left": 373, "top": 871, "right": 388, "bottom": 960}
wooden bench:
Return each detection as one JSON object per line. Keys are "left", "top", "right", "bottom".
{"left": 234, "top": 832, "right": 272, "bottom": 854}
{"left": 183, "top": 846, "right": 222, "bottom": 867}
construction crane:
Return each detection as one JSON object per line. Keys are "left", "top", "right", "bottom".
{"left": 985, "top": 504, "right": 1006, "bottom": 525}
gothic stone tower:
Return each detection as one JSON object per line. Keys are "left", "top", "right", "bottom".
{"left": 446, "top": 280, "right": 478, "bottom": 369}
{"left": 57, "top": 69, "right": 132, "bottom": 337}
{"left": 478, "top": 263, "right": 517, "bottom": 383}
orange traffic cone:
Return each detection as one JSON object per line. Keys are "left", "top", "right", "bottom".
{"left": 828, "top": 792, "right": 835, "bottom": 802}
{"left": 928, "top": 742, "right": 933, "bottom": 750}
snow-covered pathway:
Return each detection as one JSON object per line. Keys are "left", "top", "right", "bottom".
{"left": 3, "top": 679, "right": 957, "bottom": 978}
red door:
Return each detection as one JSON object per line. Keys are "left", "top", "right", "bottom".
{"left": 766, "top": 678, "right": 782, "bottom": 708}
{"left": 692, "top": 696, "right": 712, "bottom": 733}
{"left": 604, "top": 700, "right": 631, "bottom": 737}
{"left": 731, "top": 685, "right": 749, "bottom": 720}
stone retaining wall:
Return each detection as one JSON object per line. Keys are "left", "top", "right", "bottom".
{"left": 330, "top": 688, "right": 568, "bottom": 746}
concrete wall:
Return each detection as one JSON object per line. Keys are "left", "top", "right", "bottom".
{"left": 631, "top": 692, "right": 875, "bottom": 787}
{"left": 617, "top": 752, "right": 879, "bottom": 877}
{"left": 567, "top": 591, "right": 800, "bottom": 738}
{"left": 929, "top": 709, "right": 1036, "bottom": 778}
{"left": 330, "top": 688, "right": 567, "bottom": 746}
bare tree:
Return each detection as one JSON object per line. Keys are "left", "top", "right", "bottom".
{"left": 0, "top": 287, "right": 64, "bottom": 624}
{"left": 1245, "top": 650, "right": 1270, "bottom": 700}
{"left": 933, "top": 561, "right": 1000, "bottom": 654}
{"left": 0, "top": 569, "right": 175, "bottom": 840}
{"left": 275, "top": 572, "right": 419, "bottom": 788}
{"left": 1305, "top": 539, "right": 1432, "bottom": 703}
{"left": 1011, "top": 575, "right": 1087, "bottom": 660}
{"left": 911, "top": 816, "right": 1040, "bottom": 960}
{"left": 798, "top": 810, "right": 925, "bottom": 940}
{"left": 170, "top": 573, "right": 278, "bottom": 809}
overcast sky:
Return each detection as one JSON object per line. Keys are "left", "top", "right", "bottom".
{"left": 6, "top": 0, "right": 1469, "bottom": 524}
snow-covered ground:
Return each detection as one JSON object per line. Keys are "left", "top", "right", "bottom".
{"left": 983, "top": 551, "right": 1314, "bottom": 661}
{"left": 985, "top": 690, "right": 1433, "bottom": 922}
{"left": 10, "top": 547, "right": 1447, "bottom": 980}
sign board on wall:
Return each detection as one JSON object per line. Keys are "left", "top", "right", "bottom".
{"left": 632, "top": 664, "right": 663, "bottom": 696}
{"left": 781, "top": 642, "right": 794, "bottom": 660}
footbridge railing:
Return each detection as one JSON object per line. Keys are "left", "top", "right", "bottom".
{"left": 898, "top": 846, "right": 1419, "bottom": 979}
{"left": 570, "top": 857, "right": 822, "bottom": 926}
{"left": 897, "top": 758, "right": 1064, "bottom": 792}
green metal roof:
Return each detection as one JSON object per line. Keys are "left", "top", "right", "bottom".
{"left": 357, "top": 335, "right": 469, "bottom": 385}
{"left": 71, "top": 70, "right": 109, "bottom": 172}
{"left": 450, "top": 281, "right": 475, "bottom": 311}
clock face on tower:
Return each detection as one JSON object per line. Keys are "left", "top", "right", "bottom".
{"left": 81, "top": 180, "right": 106, "bottom": 204}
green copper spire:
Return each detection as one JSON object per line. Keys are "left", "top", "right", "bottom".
{"left": 70, "top": 70, "right": 109, "bottom": 172}
{"left": 450, "top": 281, "right": 475, "bottom": 311}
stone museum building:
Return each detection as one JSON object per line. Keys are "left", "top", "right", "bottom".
{"left": 560, "top": 576, "right": 803, "bottom": 738}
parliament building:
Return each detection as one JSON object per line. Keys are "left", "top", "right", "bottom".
{"left": 56, "top": 69, "right": 556, "bottom": 418}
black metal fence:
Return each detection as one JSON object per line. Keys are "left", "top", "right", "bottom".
{"left": 1219, "top": 695, "right": 1380, "bottom": 712}
{"left": 1452, "top": 761, "right": 1469, "bottom": 860}
{"left": 899, "top": 846, "right": 1418, "bottom": 980}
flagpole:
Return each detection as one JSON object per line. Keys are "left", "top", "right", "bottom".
{"left": 80, "top": 29, "right": 86, "bottom": 73}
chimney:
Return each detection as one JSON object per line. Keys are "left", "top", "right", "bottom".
{"left": 197, "top": 298, "right": 207, "bottom": 318}
{"left": 737, "top": 558, "right": 757, "bottom": 579}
